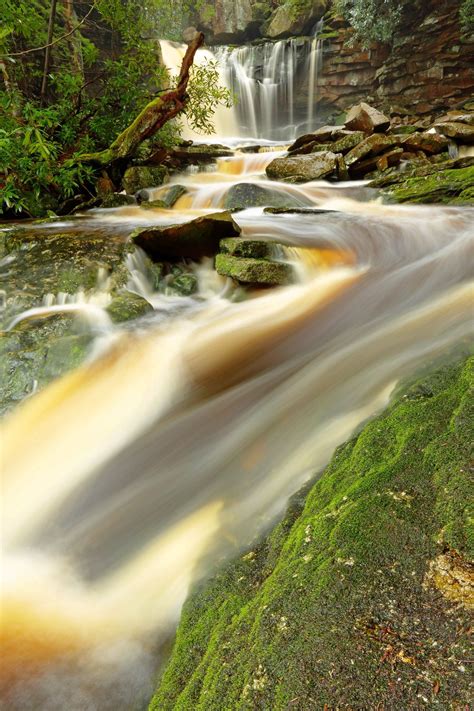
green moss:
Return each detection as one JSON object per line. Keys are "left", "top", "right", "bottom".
{"left": 151, "top": 355, "right": 474, "bottom": 709}
{"left": 383, "top": 166, "right": 474, "bottom": 204}
{"left": 215, "top": 254, "right": 293, "bottom": 286}
{"left": 220, "top": 238, "right": 273, "bottom": 260}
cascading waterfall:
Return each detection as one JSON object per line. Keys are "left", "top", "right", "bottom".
{"left": 160, "top": 35, "right": 324, "bottom": 142}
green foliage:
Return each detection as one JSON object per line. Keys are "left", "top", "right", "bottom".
{"left": 334, "top": 0, "right": 406, "bottom": 45}
{"left": 0, "top": 0, "right": 232, "bottom": 215}
{"left": 460, "top": 0, "right": 474, "bottom": 33}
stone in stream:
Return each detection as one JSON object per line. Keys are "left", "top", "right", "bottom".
{"left": 288, "top": 127, "right": 359, "bottom": 153}
{"left": 122, "top": 165, "right": 168, "bottom": 194}
{"left": 263, "top": 207, "right": 340, "bottom": 215}
{"left": 349, "top": 147, "right": 404, "bottom": 178}
{"left": 223, "top": 182, "right": 307, "bottom": 210}
{"left": 344, "top": 102, "right": 390, "bottom": 134}
{"left": 131, "top": 211, "right": 241, "bottom": 262}
{"left": 100, "top": 193, "right": 137, "bottom": 208}
{"left": 266, "top": 152, "right": 338, "bottom": 182}
{"left": 434, "top": 121, "right": 474, "bottom": 144}
{"left": 106, "top": 292, "right": 153, "bottom": 323}
{"left": 215, "top": 254, "right": 292, "bottom": 286}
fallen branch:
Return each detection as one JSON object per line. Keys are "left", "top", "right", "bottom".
{"left": 77, "top": 31, "right": 205, "bottom": 168}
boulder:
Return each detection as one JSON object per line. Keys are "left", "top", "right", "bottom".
{"left": 215, "top": 254, "right": 292, "bottom": 286}
{"left": 222, "top": 182, "right": 307, "bottom": 210}
{"left": 335, "top": 153, "right": 350, "bottom": 181}
{"left": 266, "top": 152, "right": 338, "bottom": 182}
{"left": 434, "top": 122, "right": 474, "bottom": 144}
{"left": 220, "top": 237, "right": 273, "bottom": 259}
{"left": 350, "top": 147, "right": 403, "bottom": 178}
{"left": 344, "top": 103, "right": 390, "bottom": 134}
{"left": 402, "top": 132, "right": 449, "bottom": 155}
{"left": 158, "top": 184, "right": 188, "bottom": 207}
{"left": 345, "top": 135, "right": 396, "bottom": 167}
{"left": 122, "top": 166, "right": 168, "bottom": 194}
{"left": 131, "top": 211, "right": 241, "bottom": 262}
{"left": 380, "top": 166, "right": 474, "bottom": 205}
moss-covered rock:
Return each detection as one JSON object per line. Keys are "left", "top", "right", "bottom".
{"left": 151, "top": 355, "right": 474, "bottom": 710}
{"left": 106, "top": 291, "right": 153, "bottom": 323}
{"left": 131, "top": 211, "right": 241, "bottom": 262}
{"left": 310, "top": 131, "right": 365, "bottom": 156}
{"left": 100, "top": 193, "right": 137, "bottom": 208}
{"left": 220, "top": 237, "right": 273, "bottom": 259}
{"left": 215, "top": 253, "right": 292, "bottom": 285}
{"left": 382, "top": 166, "right": 474, "bottom": 204}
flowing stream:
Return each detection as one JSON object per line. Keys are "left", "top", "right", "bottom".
{"left": 2, "top": 77, "right": 474, "bottom": 711}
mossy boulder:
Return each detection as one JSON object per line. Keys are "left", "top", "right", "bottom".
{"left": 122, "top": 165, "right": 168, "bottom": 194}
{"left": 266, "top": 152, "right": 338, "bottom": 182}
{"left": 382, "top": 166, "right": 474, "bottom": 204}
{"left": 215, "top": 253, "right": 292, "bottom": 286}
{"left": 151, "top": 355, "right": 474, "bottom": 710}
{"left": 220, "top": 237, "right": 273, "bottom": 259}
{"left": 167, "top": 273, "right": 198, "bottom": 296}
{"left": 222, "top": 182, "right": 306, "bottom": 210}
{"left": 99, "top": 193, "right": 137, "bottom": 208}
{"left": 434, "top": 121, "right": 474, "bottom": 144}
{"left": 106, "top": 291, "right": 153, "bottom": 323}
{"left": 344, "top": 134, "right": 397, "bottom": 167}
{"left": 310, "top": 131, "right": 365, "bottom": 156}
{"left": 131, "top": 211, "right": 241, "bottom": 262}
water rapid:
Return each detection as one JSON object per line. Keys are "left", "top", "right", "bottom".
{"left": 2, "top": 107, "right": 474, "bottom": 710}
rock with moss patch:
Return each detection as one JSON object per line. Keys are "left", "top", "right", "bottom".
{"left": 345, "top": 134, "right": 396, "bottom": 167}
{"left": 131, "top": 211, "right": 241, "bottom": 262}
{"left": 215, "top": 253, "right": 292, "bottom": 285}
{"left": 434, "top": 121, "right": 474, "bottom": 144}
{"left": 382, "top": 166, "right": 474, "bottom": 204}
{"left": 310, "top": 131, "right": 365, "bottom": 156}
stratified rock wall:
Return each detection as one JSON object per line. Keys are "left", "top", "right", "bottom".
{"left": 316, "top": 0, "right": 474, "bottom": 116}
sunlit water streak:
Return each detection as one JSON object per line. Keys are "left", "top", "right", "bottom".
{"left": 1, "top": 133, "right": 474, "bottom": 710}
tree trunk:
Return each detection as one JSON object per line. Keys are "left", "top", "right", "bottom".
{"left": 78, "top": 32, "right": 205, "bottom": 168}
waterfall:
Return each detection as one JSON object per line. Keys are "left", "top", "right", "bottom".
{"left": 217, "top": 37, "right": 321, "bottom": 141}
{"left": 307, "top": 20, "right": 324, "bottom": 133}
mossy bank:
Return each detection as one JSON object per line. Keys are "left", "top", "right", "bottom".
{"left": 150, "top": 353, "right": 473, "bottom": 709}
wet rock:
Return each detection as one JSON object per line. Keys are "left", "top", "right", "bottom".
{"left": 335, "top": 153, "right": 350, "bottom": 181}
{"left": 106, "top": 292, "right": 153, "bottom": 323}
{"left": 140, "top": 200, "right": 168, "bottom": 210}
{"left": 344, "top": 134, "right": 396, "bottom": 167}
{"left": 311, "top": 131, "right": 365, "bottom": 156}
{"left": 131, "top": 211, "right": 241, "bottom": 262}
{"left": 434, "top": 121, "right": 474, "bottom": 144}
{"left": 223, "top": 182, "right": 306, "bottom": 210}
{"left": 266, "top": 152, "right": 338, "bottom": 182}
{"left": 100, "top": 193, "right": 137, "bottom": 208}
{"left": 159, "top": 184, "right": 188, "bottom": 207}
{"left": 122, "top": 166, "right": 168, "bottom": 194}
{"left": 167, "top": 273, "right": 198, "bottom": 296}
{"left": 344, "top": 102, "right": 390, "bottom": 134}
{"left": 401, "top": 131, "right": 449, "bottom": 155}
{"left": 220, "top": 237, "right": 273, "bottom": 259}
{"left": 215, "top": 254, "right": 292, "bottom": 286}
{"left": 263, "top": 207, "right": 340, "bottom": 215}
{"left": 170, "top": 144, "right": 233, "bottom": 165}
